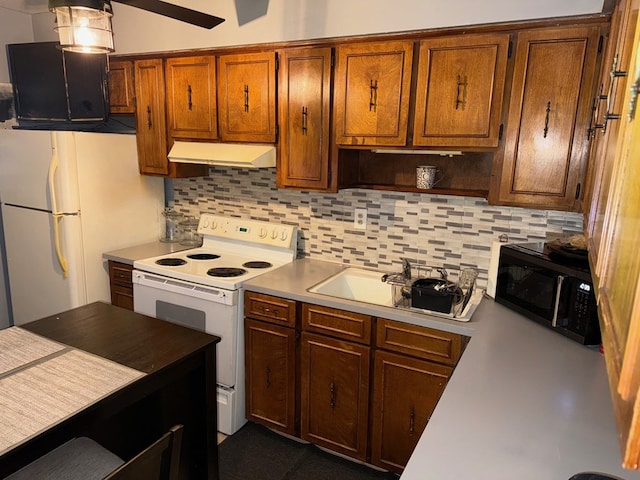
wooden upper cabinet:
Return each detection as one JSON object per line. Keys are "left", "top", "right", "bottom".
{"left": 490, "top": 25, "right": 602, "bottom": 211}
{"left": 585, "top": 0, "right": 638, "bottom": 265}
{"left": 108, "top": 60, "right": 135, "bottom": 114}
{"left": 134, "top": 58, "right": 169, "bottom": 175}
{"left": 165, "top": 55, "right": 218, "bottom": 141}
{"left": 334, "top": 40, "right": 414, "bottom": 146}
{"left": 277, "top": 47, "right": 333, "bottom": 190}
{"left": 594, "top": 5, "right": 640, "bottom": 469}
{"left": 217, "top": 51, "right": 277, "bottom": 143}
{"left": 412, "top": 33, "right": 510, "bottom": 148}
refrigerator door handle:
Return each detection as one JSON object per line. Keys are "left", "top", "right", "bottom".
{"left": 48, "top": 135, "right": 69, "bottom": 278}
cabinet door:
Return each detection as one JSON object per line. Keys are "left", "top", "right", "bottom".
{"left": 245, "top": 319, "right": 297, "bottom": 435}
{"left": 413, "top": 33, "right": 509, "bottom": 148}
{"left": 134, "top": 59, "right": 169, "bottom": 175}
{"left": 585, "top": 0, "right": 638, "bottom": 268}
{"left": 217, "top": 52, "right": 277, "bottom": 143}
{"left": 596, "top": 9, "right": 640, "bottom": 468}
{"left": 165, "top": 55, "right": 218, "bottom": 140}
{"left": 108, "top": 60, "right": 135, "bottom": 114}
{"left": 277, "top": 47, "right": 332, "bottom": 190}
{"left": 370, "top": 350, "right": 453, "bottom": 474}
{"left": 491, "top": 26, "right": 602, "bottom": 211}
{"left": 334, "top": 40, "right": 413, "bottom": 146}
{"left": 300, "top": 332, "right": 370, "bottom": 460}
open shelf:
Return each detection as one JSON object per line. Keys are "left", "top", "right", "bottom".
{"left": 337, "top": 149, "right": 494, "bottom": 198}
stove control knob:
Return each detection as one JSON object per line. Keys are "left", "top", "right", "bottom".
{"left": 280, "top": 231, "right": 288, "bottom": 241}
{"left": 201, "top": 218, "right": 210, "bottom": 229}
{"left": 271, "top": 230, "right": 278, "bottom": 240}
{"left": 259, "top": 228, "right": 268, "bottom": 239}
{"left": 210, "top": 220, "right": 218, "bottom": 231}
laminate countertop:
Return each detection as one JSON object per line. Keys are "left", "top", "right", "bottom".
{"left": 102, "top": 241, "right": 193, "bottom": 265}
{"left": 244, "top": 258, "right": 640, "bottom": 480}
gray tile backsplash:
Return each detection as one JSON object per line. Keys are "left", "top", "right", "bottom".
{"left": 172, "top": 167, "right": 583, "bottom": 287}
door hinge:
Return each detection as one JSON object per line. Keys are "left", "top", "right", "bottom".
{"left": 275, "top": 124, "right": 279, "bottom": 143}
{"left": 275, "top": 52, "right": 279, "bottom": 72}
{"left": 498, "top": 123, "right": 504, "bottom": 140}
{"left": 598, "top": 35, "right": 604, "bottom": 54}
{"left": 507, "top": 41, "right": 513, "bottom": 59}
{"left": 575, "top": 182, "right": 582, "bottom": 200}
{"left": 331, "top": 51, "right": 335, "bottom": 68}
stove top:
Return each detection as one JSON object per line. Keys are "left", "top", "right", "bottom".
{"left": 134, "top": 214, "right": 298, "bottom": 290}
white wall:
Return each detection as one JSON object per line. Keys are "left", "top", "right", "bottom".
{"left": 26, "top": 0, "right": 605, "bottom": 56}
{"left": 0, "top": 8, "right": 35, "bottom": 83}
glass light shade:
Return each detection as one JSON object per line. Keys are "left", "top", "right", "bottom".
{"left": 53, "top": 5, "right": 114, "bottom": 53}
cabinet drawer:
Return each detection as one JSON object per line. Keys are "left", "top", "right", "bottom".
{"left": 245, "top": 291, "right": 297, "bottom": 327}
{"left": 110, "top": 284, "right": 133, "bottom": 311}
{"left": 302, "top": 304, "right": 372, "bottom": 345}
{"left": 376, "top": 319, "right": 466, "bottom": 366}
{"left": 108, "top": 261, "right": 133, "bottom": 288}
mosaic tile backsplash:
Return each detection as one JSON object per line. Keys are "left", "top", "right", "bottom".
{"left": 171, "top": 167, "right": 583, "bottom": 288}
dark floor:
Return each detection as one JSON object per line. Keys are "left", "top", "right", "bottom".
{"left": 218, "top": 422, "right": 399, "bottom": 480}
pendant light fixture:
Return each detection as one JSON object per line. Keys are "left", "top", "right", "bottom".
{"left": 49, "top": 0, "right": 115, "bottom": 54}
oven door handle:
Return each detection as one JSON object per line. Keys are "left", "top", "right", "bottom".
{"left": 132, "top": 270, "right": 238, "bottom": 306}
{"left": 551, "top": 275, "right": 566, "bottom": 327}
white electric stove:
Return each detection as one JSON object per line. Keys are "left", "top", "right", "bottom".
{"left": 132, "top": 213, "right": 298, "bottom": 435}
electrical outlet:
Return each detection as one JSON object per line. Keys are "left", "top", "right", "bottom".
{"left": 354, "top": 208, "right": 367, "bottom": 230}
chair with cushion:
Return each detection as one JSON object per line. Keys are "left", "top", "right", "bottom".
{"left": 5, "top": 424, "right": 183, "bottom": 480}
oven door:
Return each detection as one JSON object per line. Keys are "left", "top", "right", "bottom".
{"left": 495, "top": 248, "right": 571, "bottom": 328}
{"left": 132, "top": 270, "right": 239, "bottom": 388}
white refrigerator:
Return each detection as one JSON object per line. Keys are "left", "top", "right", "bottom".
{"left": 0, "top": 129, "right": 164, "bottom": 326}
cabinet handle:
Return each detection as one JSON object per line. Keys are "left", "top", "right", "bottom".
{"left": 603, "top": 54, "right": 627, "bottom": 125}
{"left": 455, "top": 74, "right": 467, "bottom": 110}
{"left": 588, "top": 84, "right": 608, "bottom": 138}
{"left": 369, "top": 79, "right": 378, "bottom": 112}
{"left": 543, "top": 101, "right": 551, "bottom": 138}
{"left": 244, "top": 84, "right": 250, "bottom": 112}
{"left": 146, "top": 106, "right": 152, "bottom": 129}
{"left": 302, "top": 106, "right": 308, "bottom": 134}
{"left": 409, "top": 406, "right": 415, "bottom": 434}
{"left": 330, "top": 381, "right": 336, "bottom": 409}
{"left": 265, "top": 366, "right": 271, "bottom": 388}
{"left": 629, "top": 76, "right": 640, "bottom": 122}
{"left": 187, "top": 84, "right": 193, "bottom": 110}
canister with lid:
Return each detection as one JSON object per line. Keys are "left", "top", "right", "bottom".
{"left": 160, "top": 207, "right": 184, "bottom": 243}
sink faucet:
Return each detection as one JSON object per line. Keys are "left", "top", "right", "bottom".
{"left": 401, "top": 258, "right": 412, "bottom": 281}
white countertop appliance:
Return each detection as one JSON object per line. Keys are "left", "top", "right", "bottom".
{"left": 0, "top": 129, "right": 164, "bottom": 326}
{"left": 132, "top": 213, "right": 298, "bottom": 435}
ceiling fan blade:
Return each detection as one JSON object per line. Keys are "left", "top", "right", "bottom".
{"left": 113, "top": 0, "right": 225, "bottom": 28}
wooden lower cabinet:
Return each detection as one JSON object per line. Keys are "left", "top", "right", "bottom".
{"left": 300, "top": 331, "right": 370, "bottom": 460}
{"left": 244, "top": 293, "right": 467, "bottom": 473}
{"left": 244, "top": 319, "right": 298, "bottom": 435}
{"left": 107, "top": 260, "right": 133, "bottom": 310}
{"left": 370, "top": 350, "right": 453, "bottom": 474}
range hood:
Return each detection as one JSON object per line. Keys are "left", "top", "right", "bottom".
{"left": 168, "top": 141, "right": 276, "bottom": 168}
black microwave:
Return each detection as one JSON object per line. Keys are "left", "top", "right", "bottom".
{"left": 495, "top": 242, "right": 601, "bottom": 346}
